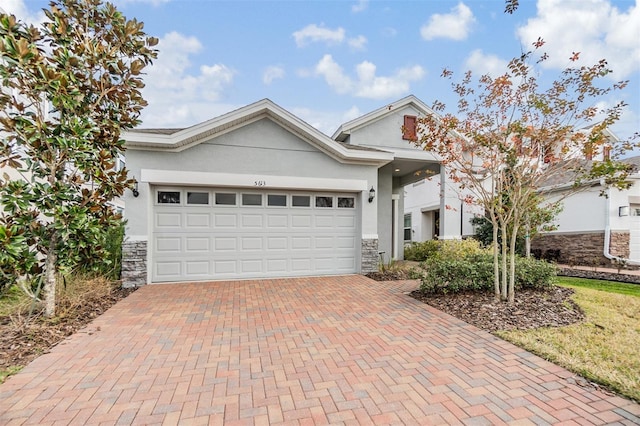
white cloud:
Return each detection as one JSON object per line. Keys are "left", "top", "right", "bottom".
{"left": 348, "top": 35, "right": 368, "bottom": 50}
{"left": 315, "top": 55, "right": 354, "bottom": 94}
{"left": 465, "top": 49, "right": 509, "bottom": 78}
{"left": 263, "top": 65, "right": 285, "bottom": 85}
{"left": 1, "top": 0, "right": 46, "bottom": 24}
{"left": 517, "top": 0, "right": 640, "bottom": 79}
{"left": 420, "top": 2, "right": 476, "bottom": 41}
{"left": 293, "top": 24, "right": 346, "bottom": 47}
{"left": 140, "top": 31, "right": 235, "bottom": 127}
{"left": 314, "top": 54, "right": 425, "bottom": 100}
{"left": 352, "top": 0, "right": 369, "bottom": 13}
{"left": 291, "top": 105, "right": 363, "bottom": 135}
{"left": 382, "top": 27, "right": 398, "bottom": 38}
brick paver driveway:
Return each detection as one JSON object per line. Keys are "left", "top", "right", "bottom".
{"left": 1, "top": 275, "right": 638, "bottom": 425}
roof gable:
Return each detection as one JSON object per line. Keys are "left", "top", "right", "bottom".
{"left": 332, "top": 95, "right": 437, "bottom": 142}
{"left": 123, "top": 99, "right": 392, "bottom": 166}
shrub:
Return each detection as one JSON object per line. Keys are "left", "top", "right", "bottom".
{"left": 404, "top": 240, "right": 440, "bottom": 261}
{"left": 404, "top": 238, "right": 485, "bottom": 262}
{"left": 78, "top": 220, "right": 125, "bottom": 280}
{"left": 416, "top": 253, "right": 556, "bottom": 294}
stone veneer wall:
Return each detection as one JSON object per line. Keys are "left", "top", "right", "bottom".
{"left": 531, "top": 231, "right": 630, "bottom": 267}
{"left": 361, "top": 238, "right": 379, "bottom": 273}
{"left": 121, "top": 240, "right": 147, "bottom": 287}
{"left": 610, "top": 231, "right": 630, "bottom": 259}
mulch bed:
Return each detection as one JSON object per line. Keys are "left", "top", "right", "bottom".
{"left": 411, "top": 286, "right": 585, "bottom": 333}
{"left": 0, "top": 287, "right": 136, "bottom": 373}
{"left": 366, "top": 269, "right": 585, "bottom": 333}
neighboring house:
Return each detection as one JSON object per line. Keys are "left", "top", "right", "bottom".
{"left": 121, "top": 96, "right": 446, "bottom": 286}
{"left": 403, "top": 123, "right": 640, "bottom": 268}
{"left": 531, "top": 155, "right": 640, "bottom": 266}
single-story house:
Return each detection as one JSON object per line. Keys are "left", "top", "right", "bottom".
{"left": 121, "top": 95, "right": 448, "bottom": 286}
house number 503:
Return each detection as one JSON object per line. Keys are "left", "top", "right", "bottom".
{"left": 254, "top": 180, "right": 266, "bottom": 187}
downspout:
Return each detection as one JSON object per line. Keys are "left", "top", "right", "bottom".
{"left": 603, "top": 183, "right": 640, "bottom": 266}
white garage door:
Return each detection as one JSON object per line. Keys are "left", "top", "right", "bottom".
{"left": 151, "top": 187, "right": 359, "bottom": 282}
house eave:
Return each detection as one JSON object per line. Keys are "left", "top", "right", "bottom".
{"left": 123, "top": 99, "right": 394, "bottom": 166}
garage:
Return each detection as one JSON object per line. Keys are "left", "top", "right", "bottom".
{"left": 151, "top": 187, "right": 359, "bottom": 282}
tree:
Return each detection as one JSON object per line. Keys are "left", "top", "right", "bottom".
{"left": 0, "top": 0, "right": 158, "bottom": 316}
{"left": 414, "top": 40, "right": 637, "bottom": 303}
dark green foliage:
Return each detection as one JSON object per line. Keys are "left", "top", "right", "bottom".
{"left": 471, "top": 216, "right": 526, "bottom": 255}
{"left": 415, "top": 254, "right": 556, "bottom": 294}
{"left": 79, "top": 220, "right": 125, "bottom": 280}
{"left": 404, "top": 240, "right": 440, "bottom": 261}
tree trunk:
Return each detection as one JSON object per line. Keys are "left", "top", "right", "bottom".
{"left": 43, "top": 234, "right": 58, "bottom": 318}
{"left": 508, "top": 224, "right": 519, "bottom": 303}
{"left": 500, "top": 220, "right": 508, "bottom": 301}
{"left": 525, "top": 223, "right": 531, "bottom": 258}
{"left": 492, "top": 218, "right": 500, "bottom": 300}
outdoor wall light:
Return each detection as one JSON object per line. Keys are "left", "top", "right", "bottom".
{"left": 132, "top": 178, "right": 140, "bottom": 198}
{"left": 368, "top": 186, "right": 376, "bottom": 203}
{"left": 619, "top": 206, "right": 629, "bottom": 217}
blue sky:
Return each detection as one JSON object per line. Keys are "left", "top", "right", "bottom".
{"left": 7, "top": 0, "right": 640, "bottom": 141}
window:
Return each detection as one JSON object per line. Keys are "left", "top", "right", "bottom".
{"left": 292, "top": 195, "right": 310, "bottom": 207}
{"left": 315, "top": 196, "right": 333, "bottom": 208}
{"left": 187, "top": 191, "right": 209, "bottom": 205}
{"left": 402, "top": 115, "right": 417, "bottom": 141}
{"left": 337, "top": 197, "right": 355, "bottom": 208}
{"left": 215, "top": 192, "right": 236, "bottom": 205}
{"left": 242, "top": 193, "right": 262, "bottom": 206}
{"left": 404, "top": 213, "right": 412, "bottom": 242}
{"left": 267, "top": 194, "right": 287, "bottom": 207}
{"left": 603, "top": 146, "right": 611, "bottom": 161}
{"left": 158, "top": 191, "right": 180, "bottom": 204}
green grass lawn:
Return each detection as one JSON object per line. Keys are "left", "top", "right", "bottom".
{"left": 557, "top": 276, "right": 640, "bottom": 297}
{"left": 498, "top": 276, "right": 640, "bottom": 402}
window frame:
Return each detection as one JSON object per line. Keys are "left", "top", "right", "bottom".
{"left": 403, "top": 213, "right": 412, "bottom": 242}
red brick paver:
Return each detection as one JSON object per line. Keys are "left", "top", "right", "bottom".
{"left": 1, "top": 275, "right": 638, "bottom": 425}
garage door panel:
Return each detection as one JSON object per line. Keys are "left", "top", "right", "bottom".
{"left": 336, "top": 215, "right": 356, "bottom": 228}
{"left": 241, "top": 236, "right": 263, "bottom": 250}
{"left": 292, "top": 236, "right": 312, "bottom": 249}
{"left": 242, "top": 214, "right": 263, "bottom": 227}
{"left": 215, "top": 237, "right": 237, "bottom": 251}
{"left": 267, "top": 237, "right": 288, "bottom": 250}
{"left": 156, "top": 237, "right": 181, "bottom": 253}
{"left": 214, "top": 260, "right": 237, "bottom": 274}
{"left": 337, "top": 236, "right": 355, "bottom": 249}
{"left": 267, "top": 259, "right": 288, "bottom": 272}
{"left": 156, "top": 261, "right": 181, "bottom": 278}
{"left": 315, "top": 216, "right": 334, "bottom": 227}
{"left": 315, "top": 257, "right": 334, "bottom": 270}
{"left": 241, "top": 259, "right": 263, "bottom": 273}
{"left": 315, "top": 236, "right": 334, "bottom": 249}
{"left": 156, "top": 212, "right": 181, "bottom": 228}
{"left": 214, "top": 214, "right": 237, "bottom": 228}
{"left": 292, "top": 215, "right": 312, "bottom": 227}
{"left": 186, "top": 261, "right": 210, "bottom": 276}
{"left": 186, "top": 213, "right": 210, "bottom": 228}
{"left": 267, "top": 215, "right": 288, "bottom": 228}
{"left": 152, "top": 188, "right": 358, "bottom": 282}
{"left": 291, "top": 258, "right": 312, "bottom": 271}
{"left": 336, "top": 257, "right": 356, "bottom": 270}
{"left": 186, "top": 237, "right": 209, "bottom": 252}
